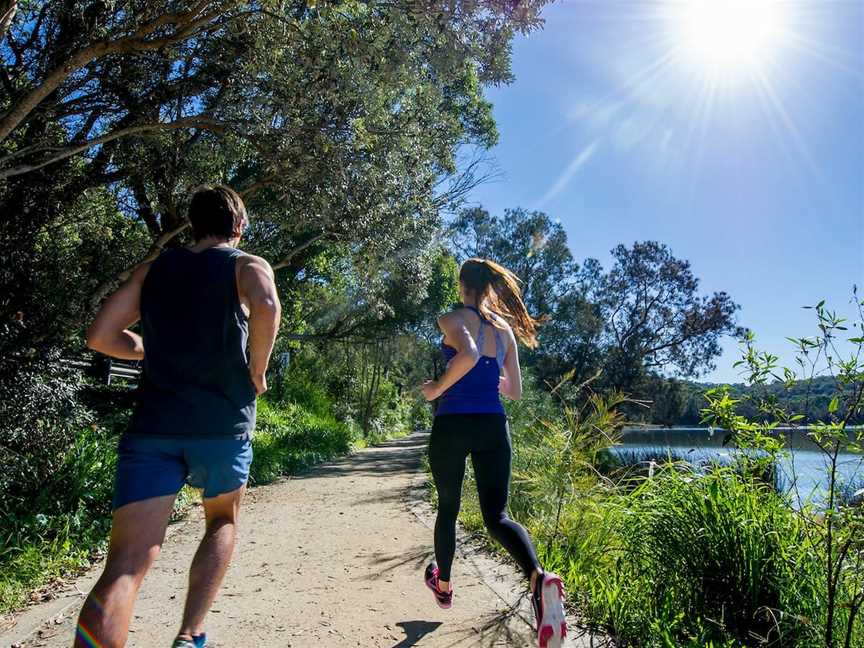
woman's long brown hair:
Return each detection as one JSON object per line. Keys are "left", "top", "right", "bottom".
{"left": 459, "top": 258, "right": 542, "bottom": 348}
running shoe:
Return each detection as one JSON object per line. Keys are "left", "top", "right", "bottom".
{"left": 531, "top": 572, "right": 567, "bottom": 648}
{"left": 171, "top": 634, "right": 206, "bottom": 648}
{"left": 424, "top": 562, "right": 453, "bottom": 609}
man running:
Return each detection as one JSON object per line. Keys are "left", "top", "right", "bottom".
{"left": 77, "top": 185, "right": 280, "bottom": 648}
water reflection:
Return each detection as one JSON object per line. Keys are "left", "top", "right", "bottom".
{"left": 617, "top": 427, "right": 864, "bottom": 508}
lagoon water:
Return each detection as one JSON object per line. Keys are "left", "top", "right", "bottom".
{"left": 618, "top": 427, "right": 864, "bottom": 507}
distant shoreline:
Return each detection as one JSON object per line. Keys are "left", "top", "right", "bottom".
{"left": 622, "top": 425, "right": 864, "bottom": 432}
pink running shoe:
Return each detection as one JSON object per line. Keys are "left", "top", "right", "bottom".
{"left": 531, "top": 572, "right": 567, "bottom": 648}
{"left": 424, "top": 562, "right": 453, "bottom": 609}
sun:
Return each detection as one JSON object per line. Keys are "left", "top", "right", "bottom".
{"left": 679, "top": 0, "right": 786, "bottom": 70}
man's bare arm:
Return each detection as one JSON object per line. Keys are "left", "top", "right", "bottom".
{"left": 85, "top": 264, "right": 150, "bottom": 360}
{"left": 237, "top": 255, "right": 281, "bottom": 394}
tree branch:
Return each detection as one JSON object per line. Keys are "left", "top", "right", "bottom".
{"left": 0, "top": 0, "right": 17, "bottom": 45}
{"left": 238, "top": 172, "right": 281, "bottom": 199}
{"left": 0, "top": 116, "right": 225, "bottom": 177}
{"left": 0, "top": 0, "right": 239, "bottom": 145}
{"left": 272, "top": 232, "right": 328, "bottom": 270}
{"left": 89, "top": 222, "right": 190, "bottom": 309}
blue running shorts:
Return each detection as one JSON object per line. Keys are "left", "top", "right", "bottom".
{"left": 113, "top": 435, "right": 253, "bottom": 510}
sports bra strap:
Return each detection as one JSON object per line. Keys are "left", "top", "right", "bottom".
{"left": 494, "top": 328, "right": 506, "bottom": 367}
{"left": 464, "top": 305, "right": 505, "bottom": 367}
{"left": 463, "top": 304, "right": 486, "bottom": 321}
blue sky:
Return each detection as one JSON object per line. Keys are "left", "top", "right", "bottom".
{"left": 465, "top": 1, "right": 864, "bottom": 383}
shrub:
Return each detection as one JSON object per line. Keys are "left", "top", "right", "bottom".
{"left": 0, "top": 353, "right": 93, "bottom": 514}
{"left": 0, "top": 421, "right": 118, "bottom": 613}
{"left": 604, "top": 468, "right": 821, "bottom": 646}
{"left": 249, "top": 398, "right": 357, "bottom": 485}
{"left": 452, "top": 378, "right": 855, "bottom": 647}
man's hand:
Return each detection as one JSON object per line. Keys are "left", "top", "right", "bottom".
{"left": 421, "top": 380, "right": 441, "bottom": 402}
{"left": 251, "top": 371, "right": 268, "bottom": 395}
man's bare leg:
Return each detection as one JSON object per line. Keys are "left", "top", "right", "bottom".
{"left": 176, "top": 486, "right": 245, "bottom": 641}
{"left": 74, "top": 494, "right": 176, "bottom": 648}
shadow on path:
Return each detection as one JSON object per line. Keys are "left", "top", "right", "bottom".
{"left": 357, "top": 545, "right": 434, "bottom": 580}
{"left": 352, "top": 484, "right": 412, "bottom": 506}
{"left": 292, "top": 433, "right": 430, "bottom": 480}
{"left": 435, "top": 604, "right": 535, "bottom": 648}
{"left": 392, "top": 620, "right": 443, "bottom": 647}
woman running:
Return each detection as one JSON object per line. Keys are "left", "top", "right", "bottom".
{"left": 420, "top": 258, "right": 567, "bottom": 648}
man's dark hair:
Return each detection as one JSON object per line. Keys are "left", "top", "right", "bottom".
{"left": 188, "top": 185, "right": 248, "bottom": 242}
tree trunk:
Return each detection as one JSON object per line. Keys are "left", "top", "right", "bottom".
{"left": 0, "top": 0, "right": 17, "bottom": 44}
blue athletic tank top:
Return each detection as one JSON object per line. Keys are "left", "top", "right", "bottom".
{"left": 127, "top": 246, "right": 257, "bottom": 439}
{"left": 435, "top": 306, "right": 506, "bottom": 416}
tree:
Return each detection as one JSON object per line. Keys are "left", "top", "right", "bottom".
{"left": 447, "top": 208, "right": 743, "bottom": 395}
{"left": 0, "top": 1, "right": 550, "bottom": 356}
{"left": 593, "top": 241, "right": 744, "bottom": 386}
{"left": 448, "top": 206, "right": 578, "bottom": 314}
{"left": 0, "top": 0, "right": 551, "bottom": 511}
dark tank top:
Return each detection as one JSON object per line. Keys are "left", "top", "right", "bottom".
{"left": 435, "top": 306, "right": 506, "bottom": 416}
{"left": 126, "top": 246, "right": 256, "bottom": 439}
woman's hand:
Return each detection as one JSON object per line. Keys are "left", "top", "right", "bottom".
{"left": 499, "top": 375, "right": 510, "bottom": 397}
{"left": 421, "top": 380, "right": 442, "bottom": 402}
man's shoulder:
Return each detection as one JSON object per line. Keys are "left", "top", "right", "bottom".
{"left": 234, "top": 253, "right": 275, "bottom": 283}
{"left": 129, "top": 260, "right": 153, "bottom": 284}
{"left": 235, "top": 253, "right": 272, "bottom": 269}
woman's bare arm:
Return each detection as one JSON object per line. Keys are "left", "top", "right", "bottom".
{"left": 499, "top": 326, "right": 522, "bottom": 400}
{"left": 421, "top": 311, "right": 480, "bottom": 401}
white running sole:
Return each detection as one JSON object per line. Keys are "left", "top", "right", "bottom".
{"left": 537, "top": 574, "right": 567, "bottom": 648}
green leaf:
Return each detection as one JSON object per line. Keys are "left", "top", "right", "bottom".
{"left": 828, "top": 396, "right": 840, "bottom": 414}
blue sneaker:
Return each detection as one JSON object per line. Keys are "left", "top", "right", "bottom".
{"left": 171, "top": 634, "right": 206, "bottom": 648}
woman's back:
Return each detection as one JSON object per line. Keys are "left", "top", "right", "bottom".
{"left": 436, "top": 306, "right": 508, "bottom": 416}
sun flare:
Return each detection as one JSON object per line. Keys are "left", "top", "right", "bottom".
{"left": 679, "top": 0, "right": 786, "bottom": 70}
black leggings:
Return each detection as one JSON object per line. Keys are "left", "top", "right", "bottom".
{"left": 429, "top": 413, "right": 541, "bottom": 582}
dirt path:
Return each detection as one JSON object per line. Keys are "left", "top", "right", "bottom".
{"left": 2, "top": 433, "right": 602, "bottom": 648}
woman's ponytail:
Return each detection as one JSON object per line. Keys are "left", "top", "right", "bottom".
{"left": 459, "top": 258, "right": 542, "bottom": 348}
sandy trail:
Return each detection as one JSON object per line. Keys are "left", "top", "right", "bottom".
{"left": 2, "top": 433, "right": 600, "bottom": 648}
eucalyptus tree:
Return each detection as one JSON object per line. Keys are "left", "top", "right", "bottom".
{"left": 592, "top": 241, "right": 743, "bottom": 386}
{"left": 0, "top": 0, "right": 549, "bottom": 349}
{"left": 449, "top": 206, "right": 579, "bottom": 315}
{"left": 449, "top": 208, "right": 742, "bottom": 393}
{"left": 0, "top": 0, "right": 550, "bottom": 489}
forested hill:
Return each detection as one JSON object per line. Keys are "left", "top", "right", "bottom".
{"left": 662, "top": 375, "right": 854, "bottom": 426}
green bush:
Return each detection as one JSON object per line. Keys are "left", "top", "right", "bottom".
{"left": 0, "top": 422, "right": 117, "bottom": 613}
{"left": 572, "top": 468, "right": 823, "bottom": 647}
{"left": 452, "top": 380, "right": 857, "bottom": 647}
{"left": 249, "top": 398, "right": 357, "bottom": 485}
{"left": 0, "top": 354, "right": 93, "bottom": 514}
